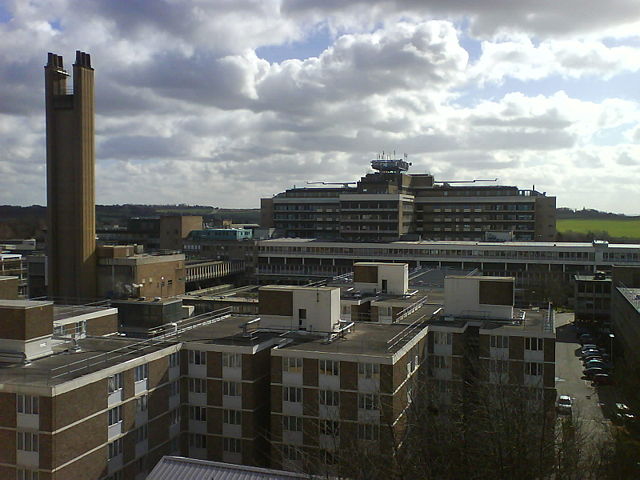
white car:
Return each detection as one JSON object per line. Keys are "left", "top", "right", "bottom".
{"left": 557, "top": 395, "right": 573, "bottom": 414}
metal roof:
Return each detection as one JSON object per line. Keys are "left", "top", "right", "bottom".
{"left": 147, "top": 456, "right": 310, "bottom": 480}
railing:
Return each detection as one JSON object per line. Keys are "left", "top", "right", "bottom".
{"left": 49, "top": 307, "right": 232, "bottom": 380}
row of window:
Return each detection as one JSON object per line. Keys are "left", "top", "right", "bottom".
{"left": 188, "top": 351, "right": 243, "bottom": 368}
{"left": 283, "top": 388, "right": 379, "bottom": 409}
{"left": 490, "top": 335, "right": 545, "bottom": 351}
{"left": 283, "top": 358, "right": 380, "bottom": 378}
{"left": 434, "top": 356, "right": 545, "bottom": 376}
{"left": 187, "top": 434, "right": 242, "bottom": 453}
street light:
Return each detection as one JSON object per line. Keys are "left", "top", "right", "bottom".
{"left": 609, "top": 333, "right": 615, "bottom": 363}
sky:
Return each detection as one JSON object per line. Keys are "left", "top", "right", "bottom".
{"left": 1, "top": 1, "right": 639, "bottom": 214}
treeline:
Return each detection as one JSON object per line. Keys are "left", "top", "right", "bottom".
{"left": 0, "top": 204, "right": 261, "bottom": 240}
{"left": 557, "top": 207, "right": 639, "bottom": 220}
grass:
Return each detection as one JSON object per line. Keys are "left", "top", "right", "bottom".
{"left": 557, "top": 218, "right": 640, "bottom": 238}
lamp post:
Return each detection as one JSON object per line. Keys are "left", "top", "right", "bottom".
{"left": 609, "top": 333, "right": 615, "bottom": 363}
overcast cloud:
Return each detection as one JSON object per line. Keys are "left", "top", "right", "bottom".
{"left": 0, "top": 0, "right": 639, "bottom": 213}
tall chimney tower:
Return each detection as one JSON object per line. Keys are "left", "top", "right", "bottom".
{"left": 45, "top": 51, "right": 97, "bottom": 302}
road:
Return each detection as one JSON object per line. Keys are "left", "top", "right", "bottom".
{"left": 554, "top": 312, "right": 611, "bottom": 441}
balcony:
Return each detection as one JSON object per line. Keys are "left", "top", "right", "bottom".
{"left": 108, "top": 421, "right": 122, "bottom": 440}
{"left": 134, "top": 379, "right": 148, "bottom": 396}
{"left": 108, "top": 389, "right": 123, "bottom": 406}
{"left": 16, "top": 413, "right": 39, "bottom": 430}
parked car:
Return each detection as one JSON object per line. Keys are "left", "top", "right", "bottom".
{"left": 614, "top": 403, "right": 636, "bottom": 424}
{"left": 592, "top": 374, "right": 614, "bottom": 385}
{"left": 581, "top": 350, "right": 600, "bottom": 358}
{"left": 581, "top": 344, "right": 598, "bottom": 352}
{"left": 582, "top": 354, "right": 604, "bottom": 363}
{"left": 584, "top": 360, "right": 609, "bottom": 373}
{"left": 557, "top": 395, "right": 573, "bottom": 414}
{"left": 584, "top": 367, "right": 606, "bottom": 378}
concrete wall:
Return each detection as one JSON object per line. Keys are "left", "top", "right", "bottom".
{"left": 444, "top": 276, "right": 514, "bottom": 319}
{"left": 354, "top": 263, "right": 408, "bottom": 295}
{"left": 259, "top": 286, "right": 340, "bottom": 332}
{"left": 0, "top": 276, "right": 19, "bottom": 300}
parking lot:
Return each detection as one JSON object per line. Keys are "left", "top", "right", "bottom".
{"left": 554, "top": 312, "right": 613, "bottom": 441}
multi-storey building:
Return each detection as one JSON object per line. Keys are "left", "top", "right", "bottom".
{"left": 255, "top": 238, "right": 640, "bottom": 303}
{"left": 0, "top": 260, "right": 557, "bottom": 479}
{"left": 574, "top": 272, "right": 612, "bottom": 326}
{"left": 611, "top": 287, "right": 640, "bottom": 381}
{"left": 262, "top": 159, "right": 556, "bottom": 242}
{"left": 1, "top": 254, "right": 28, "bottom": 298}
{"left": 424, "top": 276, "right": 556, "bottom": 408}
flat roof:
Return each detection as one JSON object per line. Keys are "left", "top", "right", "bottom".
{"left": 259, "top": 239, "right": 640, "bottom": 249}
{"left": 260, "top": 285, "right": 336, "bottom": 292}
{"left": 0, "top": 299, "right": 52, "bottom": 309}
{"left": 574, "top": 275, "right": 611, "bottom": 282}
{"left": 430, "top": 307, "right": 553, "bottom": 335}
{"left": 0, "top": 336, "right": 177, "bottom": 388}
{"left": 274, "top": 321, "right": 428, "bottom": 357}
{"left": 618, "top": 288, "right": 640, "bottom": 314}
{"left": 53, "top": 304, "right": 116, "bottom": 322}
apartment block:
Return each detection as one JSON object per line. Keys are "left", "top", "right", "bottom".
{"left": 611, "top": 287, "right": 640, "bottom": 382}
{"left": 0, "top": 299, "right": 183, "bottom": 480}
{"left": 424, "top": 276, "right": 556, "bottom": 408}
{"left": 266, "top": 299, "right": 428, "bottom": 474}
{"left": 263, "top": 159, "right": 556, "bottom": 242}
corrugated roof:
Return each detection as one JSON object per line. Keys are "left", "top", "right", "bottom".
{"left": 147, "top": 456, "right": 310, "bottom": 480}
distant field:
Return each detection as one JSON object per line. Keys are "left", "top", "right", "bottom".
{"left": 557, "top": 218, "right": 640, "bottom": 238}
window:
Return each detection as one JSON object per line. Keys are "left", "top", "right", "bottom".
{"left": 222, "top": 352, "right": 242, "bottom": 368}
{"left": 134, "top": 364, "right": 148, "bottom": 382}
{"left": 136, "top": 395, "right": 148, "bottom": 412}
{"left": 490, "top": 359, "right": 509, "bottom": 374}
{"left": 525, "top": 362, "right": 543, "bottom": 376}
{"left": 16, "top": 469, "right": 39, "bottom": 480}
{"left": 320, "top": 419, "right": 340, "bottom": 437}
{"left": 223, "top": 410, "right": 242, "bottom": 425}
{"left": 357, "top": 424, "right": 379, "bottom": 441}
{"left": 358, "top": 393, "right": 379, "bottom": 410}
{"left": 490, "top": 335, "right": 509, "bottom": 349}
{"left": 220, "top": 379, "right": 241, "bottom": 396}
{"left": 525, "top": 337, "right": 544, "bottom": 351}
{"left": 282, "top": 445, "right": 302, "bottom": 461}
{"left": 189, "top": 406, "right": 207, "bottom": 422}
{"left": 358, "top": 363, "right": 380, "bottom": 378}
{"left": 223, "top": 437, "right": 242, "bottom": 453}
{"left": 169, "top": 409, "right": 180, "bottom": 425}
{"left": 17, "top": 395, "right": 39, "bottom": 414}
{"left": 189, "top": 378, "right": 206, "bottom": 393}
{"left": 108, "top": 406, "right": 122, "bottom": 425}
{"left": 134, "top": 424, "right": 148, "bottom": 443}
{"left": 319, "top": 390, "right": 340, "bottom": 406}
{"left": 283, "top": 357, "right": 302, "bottom": 373}
{"left": 169, "top": 380, "right": 180, "bottom": 397}
{"left": 108, "top": 439, "right": 122, "bottom": 459}
{"left": 189, "top": 434, "right": 207, "bottom": 449}
{"left": 319, "top": 359, "right": 339, "bottom": 376}
{"left": 434, "top": 331, "right": 452, "bottom": 345}
{"left": 284, "top": 387, "right": 302, "bottom": 403}
{"left": 282, "top": 415, "right": 302, "bottom": 432}
{"left": 188, "top": 350, "right": 207, "bottom": 365}
{"left": 17, "top": 432, "right": 38, "bottom": 452}
{"left": 108, "top": 373, "right": 123, "bottom": 393}
{"left": 169, "top": 352, "right": 179, "bottom": 368}
{"left": 433, "top": 355, "right": 448, "bottom": 369}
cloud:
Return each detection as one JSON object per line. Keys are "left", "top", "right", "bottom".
{"left": 0, "top": 1, "right": 639, "bottom": 215}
